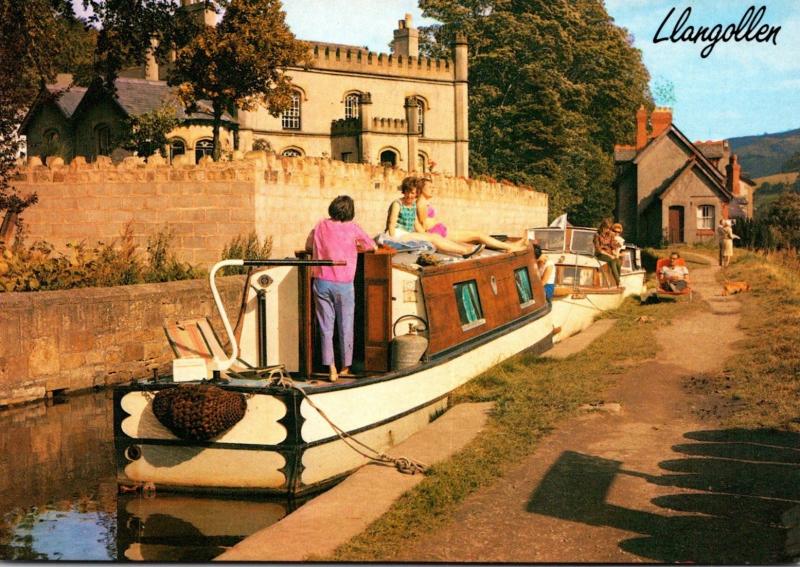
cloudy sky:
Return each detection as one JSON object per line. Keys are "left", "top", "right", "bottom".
{"left": 281, "top": 0, "right": 799, "bottom": 141}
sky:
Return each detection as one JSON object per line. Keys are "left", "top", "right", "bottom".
{"left": 279, "top": 0, "right": 800, "bottom": 141}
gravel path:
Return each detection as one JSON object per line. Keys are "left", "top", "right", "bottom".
{"left": 400, "top": 262, "right": 794, "bottom": 563}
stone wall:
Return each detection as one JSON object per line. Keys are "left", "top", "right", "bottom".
{"left": 10, "top": 153, "right": 548, "bottom": 269}
{"left": 0, "top": 276, "right": 244, "bottom": 407}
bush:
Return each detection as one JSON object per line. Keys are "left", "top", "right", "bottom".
{"left": 219, "top": 232, "right": 273, "bottom": 275}
{"left": 0, "top": 223, "right": 200, "bottom": 292}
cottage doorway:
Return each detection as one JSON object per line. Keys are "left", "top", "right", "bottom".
{"left": 668, "top": 206, "right": 684, "bottom": 243}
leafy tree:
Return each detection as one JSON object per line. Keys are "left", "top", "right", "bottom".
{"left": 418, "top": 0, "right": 652, "bottom": 225}
{"left": 118, "top": 102, "right": 180, "bottom": 157}
{"left": 168, "top": 0, "right": 308, "bottom": 161}
{"left": 762, "top": 192, "right": 800, "bottom": 250}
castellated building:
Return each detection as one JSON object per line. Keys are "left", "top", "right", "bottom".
{"left": 21, "top": 1, "right": 470, "bottom": 177}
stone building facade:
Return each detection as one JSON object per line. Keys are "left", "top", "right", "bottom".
{"left": 614, "top": 107, "right": 755, "bottom": 246}
{"left": 21, "top": 1, "right": 469, "bottom": 177}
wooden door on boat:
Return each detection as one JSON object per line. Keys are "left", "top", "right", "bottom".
{"left": 354, "top": 250, "right": 393, "bottom": 373}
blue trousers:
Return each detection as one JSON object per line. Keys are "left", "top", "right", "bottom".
{"left": 313, "top": 279, "right": 355, "bottom": 367}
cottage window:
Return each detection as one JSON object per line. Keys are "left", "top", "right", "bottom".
{"left": 454, "top": 280, "right": 485, "bottom": 330}
{"left": 697, "top": 205, "right": 715, "bottom": 230}
{"left": 514, "top": 267, "right": 535, "bottom": 307}
{"left": 95, "top": 124, "right": 111, "bottom": 156}
{"left": 195, "top": 139, "right": 213, "bottom": 162}
{"left": 344, "top": 93, "right": 360, "bottom": 120}
{"left": 169, "top": 139, "right": 186, "bottom": 160}
{"left": 282, "top": 92, "right": 301, "bottom": 130}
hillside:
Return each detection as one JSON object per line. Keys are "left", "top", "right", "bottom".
{"left": 729, "top": 128, "right": 800, "bottom": 178}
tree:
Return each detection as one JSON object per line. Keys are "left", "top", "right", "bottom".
{"left": 118, "top": 102, "right": 180, "bottom": 158}
{"left": 781, "top": 151, "right": 800, "bottom": 173}
{"left": 418, "top": 0, "right": 652, "bottom": 225}
{"left": 763, "top": 192, "right": 800, "bottom": 250}
{"left": 0, "top": 0, "right": 77, "bottom": 231}
{"left": 168, "top": 0, "right": 308, "bottom": 161}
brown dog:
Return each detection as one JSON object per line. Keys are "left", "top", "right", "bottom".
{"left": 722, "top": 281, "right": 750, "bottom": 296}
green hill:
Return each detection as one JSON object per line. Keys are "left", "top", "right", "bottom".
{"left": 729, "top": 128, "right": 800, "bottom": 179}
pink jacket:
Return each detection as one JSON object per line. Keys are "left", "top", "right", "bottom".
{"left": 306, "top": 218, "right": 376, "bottom": 282}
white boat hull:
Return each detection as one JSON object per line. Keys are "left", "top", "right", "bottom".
{"left": 115, "top": 310, "right": 553, "bottom": 496}
{"left": 550, "top": 290, "right": 624, "bottom": 343}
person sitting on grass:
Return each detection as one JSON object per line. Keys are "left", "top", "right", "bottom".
{"left": 659, "top": 251, "right": 690, "bottom": 292}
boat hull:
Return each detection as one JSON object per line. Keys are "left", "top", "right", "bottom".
{"left": 620, "top": 270, "right": 646, "bottom": 299}
{"left": 114, "top": 310, "right": 553, "bottom": 497}
{"left": 550, "top": 290, "right": 624, "bottom": 343}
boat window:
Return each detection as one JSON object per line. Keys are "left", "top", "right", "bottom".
{"left": 454, "top": 280, "right": 485, "bottom": 330}
{"left": 621, "top": 248, "right": 633, "bottom": 271}
{"left": 561, "top": 266, "right": 595, "bottom": 287}
{"left": 570, "top": 230, "right": 596, "bottom": 255}
{"left": 531, "top": 228, "right": 565, "bottom": 251}
{"left": 514, "top": 267, "right": 535, "bottom": 307}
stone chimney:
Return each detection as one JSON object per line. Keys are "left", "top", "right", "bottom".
{"left": 635, "top": 105, "right": 648, "bottom": 150}
{"left": 392, "top": 13, "right": 419, "bottom": 58}
{"left": 144, "top": 38, "right": 159, "bottom": 81}
{"left": 650, "top": 107, "right": 673, "bottom": 139}
{"left": 726, "top": 153, "right": 741, "bottom": 195}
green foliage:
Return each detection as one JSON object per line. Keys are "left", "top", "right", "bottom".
{"left": 219, "top": 231, "right": 273, "bottom": 275}
{"left": 0, "top": 223, "right": 199, "bottom": 292}
{"left": 418, "top": 0, "right": 652, "bottom": 225}
{"left": 781, "top": 151, "right": 800, "bottom": 174}
{"left": 168, "top": 0, "right": 308, "bottom": 161}
{"left": 118, "top": 102, "right": 180, "bottom": 157}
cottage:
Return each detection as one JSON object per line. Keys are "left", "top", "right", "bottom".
{"left": 614, "top": 106, "right": 755, "bottom": 246}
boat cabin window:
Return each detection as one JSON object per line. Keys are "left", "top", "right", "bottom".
{"left": 454, "top": 280, "right": 485, "bottom": 330}
{"left": 531, "top": 229, "right": 565, "bottom": 252}
{"left": 570, "top": 230, "right": 596, "bottom": 255}
{"left": 621, "top": 248, "right": 633, "bottom": 271}
{"left": 561, "top": 266, "right": 594, "bottom": 288}
{"left": 514, "top": 267, "right": 535, "bottom": 307}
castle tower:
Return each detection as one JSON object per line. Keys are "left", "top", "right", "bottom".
{"left": 405, "top": 96, "right": 421, "bottom": 172}
{"left": 180, "top": 0, "right": 217, "bottom": 28}
{"left": 392, "top": 14, "right": 419, "bottom": 58}
{"left": 358, "top": 92, "right": 373, "bottom": 164}
{"left": 454, "top": 33, "right": 469, "bottom": 177}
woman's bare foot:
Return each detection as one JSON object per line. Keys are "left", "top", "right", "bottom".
{"left": 328, "top": 365, "right": 338, "bottom": 382}
{"left": 340, "top": 367, "right": 352, "bottom": 377}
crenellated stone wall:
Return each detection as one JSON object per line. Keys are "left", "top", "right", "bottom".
{"left": 0, "top": 276, "right": 244, "bottom": 408}
{"left": 10, "top": 153, "right": 548, "bottom": 269}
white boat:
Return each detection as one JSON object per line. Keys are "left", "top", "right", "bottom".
{"left": 113, "top": 245, "right": 553, "bottom": 497}
{"left": 527, "top": 224, "right": 646, "bottom": 342}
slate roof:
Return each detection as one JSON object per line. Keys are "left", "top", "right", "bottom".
{"left": 112, "top": 77, "right": 234, "bottom": 122}
{"left": 693, "top": 140, "right": 726, "bottom": 159}
{"left": 45, "top": 84, "right": 87, "bottom": 118}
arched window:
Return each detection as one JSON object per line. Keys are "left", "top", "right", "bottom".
{"left": 281, "top": 147, "right": 303, "bottom": 157}
{"left": 169, "top": 138, "right": 186, "bottom": 160}
{"left": 195, "top": 139, "right": 213, "bottom": 162}
{"left": 417, "top": 100, "right": 425, "bottom": 136}
{"left": 344, "top": 92, "right": 361, "bottom": 120}
{"left": 380, "top": 149, "right": 398, "bottom": 167}
{"left": 282, "top": 91, "right": 301, "bottom": 130}
{"left": 44, "top": 129, "right": 60, "bottom": 143}
{"left": 95, "top": 124, "right": 111, "bottom": 156}
{"left": 417, "top": 152, "right": 428, "bottom": 173}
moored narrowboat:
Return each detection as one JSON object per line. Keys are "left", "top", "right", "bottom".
{"left": 113, "top": 244, "right": 553, "bottom": 497}
{"left": 528, "top": 224, "right": 646, "bottom": 342}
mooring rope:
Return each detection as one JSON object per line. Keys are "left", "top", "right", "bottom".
{"left": 265, "top": 373, "right": 427, "bottom": 475}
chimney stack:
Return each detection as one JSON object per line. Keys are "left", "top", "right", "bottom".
{"left": 726, "top": 154, "right": 741, "bottom": 195}
{"left": 635, "top": 105, "right": 648, "bottom": 150}
{"left": 392, "top": 13, "right": 419, "bottom": 58}
{"left": 650, "top": 107, "right": 673, "bottom": 139}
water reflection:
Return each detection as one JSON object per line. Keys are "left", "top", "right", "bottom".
{"left": 0, "top": 390, "right": 290, "bottom": 562}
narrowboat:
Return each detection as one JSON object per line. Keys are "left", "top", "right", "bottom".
{"left": 113, "top": 244, "right": 553, "bottom": 497}
{"left": 528, "top": 224, "right": 646, "bottom": 342}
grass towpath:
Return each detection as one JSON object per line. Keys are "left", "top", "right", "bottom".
{"left": 332, "top": 250, "right": 799, "bottom": 563}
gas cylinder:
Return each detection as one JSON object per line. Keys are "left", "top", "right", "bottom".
{"left": 391, "top": 322, "right": 429, "bottom": 371}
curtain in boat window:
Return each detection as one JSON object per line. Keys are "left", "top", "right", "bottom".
{"left": 454, "top": 281, "right": 483, "bottom": 325}
{"left": 514, "top": 267, "right": 533, "bottom": 304}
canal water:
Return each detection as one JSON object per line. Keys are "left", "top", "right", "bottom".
{"left": 0, "top": 389, "right": 295, "bottom": 561}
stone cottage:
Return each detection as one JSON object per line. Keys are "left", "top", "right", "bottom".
{"left": 614, "top": 106, "right": 755, "bottom": 246}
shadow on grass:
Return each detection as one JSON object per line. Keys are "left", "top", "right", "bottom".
{"left": 526, "top": 429, "right": 799, "bottom": 563}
